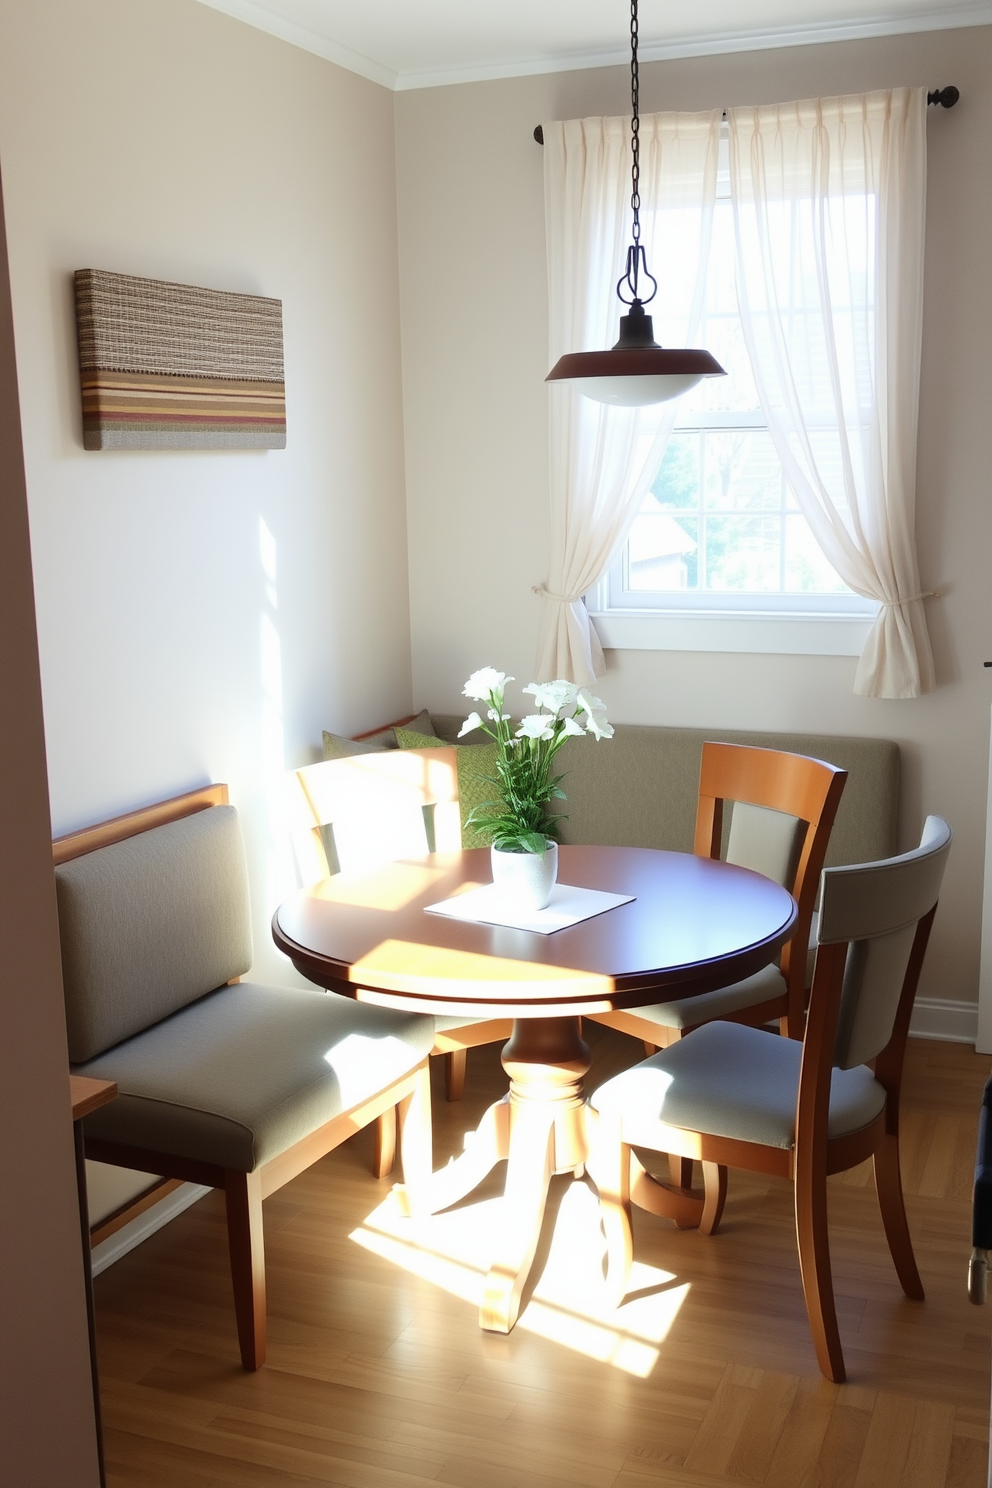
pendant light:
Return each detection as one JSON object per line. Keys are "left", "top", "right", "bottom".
{"left": 546, "top": 0, "right": 725, "bottom": 407}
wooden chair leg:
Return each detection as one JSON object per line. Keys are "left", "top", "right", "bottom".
{"left": 794, "top": 1148, "right": 844, "bottom": 1383}
{"left": 700, "top": 1161, "right": 728, "bottom": 1235}
{"left": 642, "top": 1040, "right": 659, "bottom": 1058}
{"left": 873, "top": 1131, "right": 925, "bottom": 1300}
{"left": 397, "top": 1063, "right": 434, "bottom": 1215}
{"left": 445, "top": 1048, "right": 467, "bottom": 1102}
{"left": 225, "top": 1169, "right": 266, "bottom": 1371}
{"left": 669, "top": 1155, "right": 695, "bottom": 1190}
{"left": 373, "top": 1108, "right": 397, "bottom": 1178}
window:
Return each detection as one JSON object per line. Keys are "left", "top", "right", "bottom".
{"left": 590, "top": 133, "right": 878, "bottom": 657}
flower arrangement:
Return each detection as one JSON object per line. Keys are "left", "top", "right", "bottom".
{"left": 459, "top": 667, "right": 613, "bottom": 856}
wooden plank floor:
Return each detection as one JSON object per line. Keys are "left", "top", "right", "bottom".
{"left": 94, "top": 1029, "right": 992, "bottom": 1487}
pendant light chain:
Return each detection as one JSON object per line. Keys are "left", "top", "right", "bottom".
{"left": 630, "top": 0, "right": 641, "bottom": 251}
{"left": 617, "top": 0, "right": 657, "bottom": 310}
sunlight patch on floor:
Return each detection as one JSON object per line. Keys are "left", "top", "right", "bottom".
{"left": 350, "top": 1177, "right": 688, "bottom": 1376}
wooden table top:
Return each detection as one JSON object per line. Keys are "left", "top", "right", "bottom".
{"left": 273, "top": 845, "right": 797, "bottom": 1020}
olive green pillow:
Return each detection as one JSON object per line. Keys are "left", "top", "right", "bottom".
{"left": 395, "top": 727, "right": 502, "bottom": 849}
{"left": 322, "top": 708, "right": 437, "bottom": 761}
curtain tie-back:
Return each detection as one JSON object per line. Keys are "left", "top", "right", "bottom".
{"left": 532, "top": 584, "right": 585, "bottom": 605}
{"left": 879, "top": 589, "right": 941, "bottom": 608}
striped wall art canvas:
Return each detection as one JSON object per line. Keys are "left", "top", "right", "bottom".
{"left": 74, "top": 269, "right": 286, "bottom": 450}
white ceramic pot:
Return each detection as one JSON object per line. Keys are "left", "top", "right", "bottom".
{"left": 490, "top": 841, "right": 559, "bottom": 912}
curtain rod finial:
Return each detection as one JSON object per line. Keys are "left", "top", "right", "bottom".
{"left": 928, "top": 86, "right": 960, "bottom": 108}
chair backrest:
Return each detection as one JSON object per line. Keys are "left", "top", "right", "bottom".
{"left": 53, "top": 787, "right": 253, "bottom": 1063}
{"left": 694, "top": 742, "right": 848, "bottom": 986}
{"left": 814, "top": 815, "right": 952, "bottom": 1070}
{"left": 286, "top": 748, "right": 462, "bottom": 884}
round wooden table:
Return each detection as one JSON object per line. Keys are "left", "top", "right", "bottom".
{"left": 273, "top": 844, "right": 796, "bottom": 1332}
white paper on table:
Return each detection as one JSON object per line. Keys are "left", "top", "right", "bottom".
{"left": 424, "top": 882, "right": 635, "bottom": 935}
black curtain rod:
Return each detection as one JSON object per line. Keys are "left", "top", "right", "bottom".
{"left": 532, "top": 87, "right": 959, "bottom": 143}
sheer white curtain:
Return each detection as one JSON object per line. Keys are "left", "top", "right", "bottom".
{"left": 728, "top": 88, "right": 934, "bottom": 698}
{"left": 537, "top": 111, "right": 721, "bottom": 685}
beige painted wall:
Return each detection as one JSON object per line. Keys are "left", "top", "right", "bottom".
{"left": 0, "top": 163, "right": 100, "bottom": 1484}
{"left": 0, "top": 0, "right": 411, "bottom": 986}
{"left": 395, "top": 27, "right": 992, "bottom": 1012}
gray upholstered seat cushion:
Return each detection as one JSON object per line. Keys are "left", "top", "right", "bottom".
{"left": 591, "top": 1020, "right": 885, "bottom": 1149}
{"left": 627, "top": 964, "right": 787, "bottom": 1032}
{"left": 73, "top": 983, "right": 435, "bottom": 1172}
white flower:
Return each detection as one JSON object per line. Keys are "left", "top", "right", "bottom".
{"left": 516, "top": 714, "right": 555, "bottom": 741}
{"left": 522, "top": 679, "right": 578, "bottom": 714}
{"left": 458, "top": 711, "right": 483, "bottom": 737}
{"left": 488, "top": 708, "right": 511, "bottom": 722}
{"left": 560, "top": 716, "right": 585, "bottom": 737}
{"left": 584, "top": 711, "right": 614, "bottom": 741}
{"left": 576, "top": 689, "right": 608, "bottom": 719}
{"left": 463, "top": 667, "right": 512, "bottom": 702}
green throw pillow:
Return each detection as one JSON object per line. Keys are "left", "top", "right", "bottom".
{"left": 395, "top": 727, "right": 501, "bottom": 849}
{"left": 322, "top": 708, "right": 437, "bottom": 761}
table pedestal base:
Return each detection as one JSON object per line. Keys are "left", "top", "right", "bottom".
{"left": 424, "top": 1016, "right": 706, "bottom": 1332}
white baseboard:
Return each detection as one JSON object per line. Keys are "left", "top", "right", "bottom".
{"left": 90, "top": 1182, "right": 212, "bottom": 1276}
{"left": 909, "top": 997, "right": 978, "bottom": 1045}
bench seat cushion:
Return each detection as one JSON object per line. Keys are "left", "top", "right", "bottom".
{"left": 74, "top": 983, "right": 435, "bottom": 1173}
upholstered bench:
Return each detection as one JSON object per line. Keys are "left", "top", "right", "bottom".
{"left": 56, "top": 785, "right": 435, "bottom": 1370}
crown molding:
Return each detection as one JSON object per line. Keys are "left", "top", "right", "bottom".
{"left": 396, "top": 7, "right": 992, "bottom": 90}
{"left": 196, "top": 0, "right": 399, "bottom": 88}
{"left": 195, "top": 1, "right": 992, "bottom": 93}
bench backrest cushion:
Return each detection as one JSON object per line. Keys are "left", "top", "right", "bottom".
{"left": 431, "top": 719, "right": 899, "bottom": 870}
{"left": 56, "top": 804, "right": 253, "bottom": 1062}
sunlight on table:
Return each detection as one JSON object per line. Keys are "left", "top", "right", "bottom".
{"left": 350, "top": 1177, "right": 689, "bottom": 1377}
{"left": 349, "top": 938, "right": 615, "bottom": 1013}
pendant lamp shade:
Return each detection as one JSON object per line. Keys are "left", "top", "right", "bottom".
{"left": 546, "top": 0, "right": 725, "bottom": 406}
{"left": 547, "top": 306, "right": 724, "bottom": 406}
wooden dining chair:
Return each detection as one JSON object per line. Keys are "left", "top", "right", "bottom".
{"left": 588, "top": 742, "right": 848, "bottom": 1050}
{"left": 590, "top": 815, "right": 952, "bottom": 1382}
{"left": 286, "top": 750, "right": 513, "bottom": 1101}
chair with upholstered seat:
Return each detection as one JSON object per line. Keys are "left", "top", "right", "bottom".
{"left": 56, "top": 785, "right": 435, "bottom": 1371}
{"left": 588, "top": 741, "right": 847, "bottom": 1050}
{"left": 286, "top": 749, "right": 513, "bottom": 1102}
{"left": 590, "top": 815, "right": 952, "bottom": 1382}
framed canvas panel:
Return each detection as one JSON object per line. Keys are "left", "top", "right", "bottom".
{"left": 74, "top": 269, "right": 286, "bottom": 450}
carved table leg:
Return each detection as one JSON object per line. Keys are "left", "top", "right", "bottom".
{"left": 480, "top": 1017, "right": 592, "bottom": 1333}
{"left": 426, "top": 1095, "right": 511, "bottom": 1213}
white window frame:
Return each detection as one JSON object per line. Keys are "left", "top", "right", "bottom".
{"left": 590, "top": 128, "right": 880, "bottom": 658}
{"left": 587, "top": 586, "right": 878, "bottom": 657}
